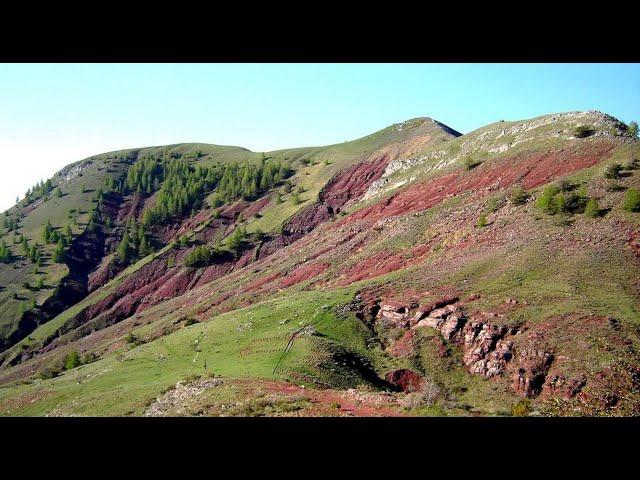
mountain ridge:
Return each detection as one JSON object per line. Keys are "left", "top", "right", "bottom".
{"left": 0, "top": 111, "right": 638, "bottom": 417}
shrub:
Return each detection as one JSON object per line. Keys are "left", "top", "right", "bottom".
{"left": 555, "top": 178, "right": 573, "bottom": 192}
{"left": 183, "top": 317, "right": 198, "bottom": 326}
{"left": 486, "top": 195, "right": 505, "bottom": 213}
{"left": 226, "top": 227, "right": 246, "bottom": 254}
{"left": 510, "top": 186, "right": 529, "bottom": 206}
{"left": 624, "top": 158, "right": 639, "bottom": 171}
{"left": 81, "top": 352, "right": 99, "bottom": 364}
{"left": 536, "top": 185, "right": 561, "bottom": 214}
{"left": 536, "top": 184, "right": 587, "bottom": 215}
{"left": 463, "top": 157, "right": 483, "bottom": 171}
{"left": 584, "top": 198, "right": 601, "bottom": 218}
{"left": 561, "top": 191, "right": 588, "bottom": 214}
{"left": 184, "top": 245, "right": 213, "bottom": 268}
{"left": 64, "top": 351, "right": 81, "bottom": 370}
{"left": 476, "top": 215, "right": 488, "bottom": 228}
{"left": 39, "top": 367, "right": 60, "bottom": 380}
{"left": 575, "top": 125, "right": 595, "bottom": 138}
{"left": 511, "top": 398, "right": 531, "bottom": 417}
{"left": 623, "top": 188, "right": 640, "bottom": 212}
{"left": 606, "top": 181, "right": 625, "bottom": 192}
{"left": 291, "top": 192, "right": 302, "bottom": 205}
{"left": 604, "top": 163, "right": 622, "bottom": 179}
{"left": 627, "top": 121, "right": 638, "bottom": 139}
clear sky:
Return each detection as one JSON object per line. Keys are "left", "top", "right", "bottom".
{"left": 1, "top": 63, "right": 638, "bottom": 211}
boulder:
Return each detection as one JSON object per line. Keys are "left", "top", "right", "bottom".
{"left": 440, "top": 314, "right": 465, "bottom": 340}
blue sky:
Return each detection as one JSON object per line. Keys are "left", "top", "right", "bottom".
{"left": 0, "top": 63, "right": 638, "bottom": 211}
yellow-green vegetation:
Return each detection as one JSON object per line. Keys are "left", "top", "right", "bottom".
{"left": 1, "top": 113, "right": 639, "bottom": 417}
{"left": 0, "top": 288, "right": 382, "bottom": 416}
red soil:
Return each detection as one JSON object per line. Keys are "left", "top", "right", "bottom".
{"left": 255, "top": 379, "right": 405, "bottom": 417}
{"left": 340, "top": 142, "right": 616, "bottom": 226}
{"left": 281, "top": 262, "right": 330, "bottom": 288}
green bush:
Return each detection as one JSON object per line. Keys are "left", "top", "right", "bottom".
{"left": 463, "top": 157, "right": 483, "bottom": 171}
{"left": 38, "top": 367, "right": 61, "bottom": 380}
{"left": 575, "top": 125, "right": 595, "bottom": 138}
{"left": 623, "top": 188, "right": 640, "bottom": 212}
{"left": 486, "top": 195, "right": 505, "bottom": 213}
{"left": 183, "top": 317, "right": 198, "bottom": 326}
{"left": 64, "top": 351, "right": 81, "bottom": 370}
{"left": 536, "top": 184, "right": 588, "bottom": 215}
{"left": 584, "top": 198, "right": 601, "bottom": 218}
{"left": 536, "top": 185, "right": 561, "bottom": 214}
{"left": 226, "top": 227, "right": 246, "bottom": 254}
{"left": 604, "top": 163, "right": 622, "bottom": 179}
{"left": 476, "top": 215, "right": 488, "bottom": 228}
{"left": 184, "top": 245, "right": 213, "bottom": 268}
{"left": 624, "top": 158, "right": 639, "bottom": 171}
{"left": 511, "top": 398, "right": 531, "bottom": 417}
{"left": 510, "top": 186, "right": 529, "bottom": 206}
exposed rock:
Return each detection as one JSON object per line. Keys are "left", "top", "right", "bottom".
{"left": 440, "top": 314, "right": 465, "bottom": 341}
{"left": 385, "top": 369, "right": 426, "bottom": 393}
{"left": 144, "top": 377, "right": 224, "bottom": 417}
{"left": 511, "top": 349, "right": 554, "bottom": 398}
{"left": 468, "top": 339, "right": 514, "bottom": 377}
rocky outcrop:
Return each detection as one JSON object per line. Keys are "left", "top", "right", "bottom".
{"left": 511, "top": 349, "right": 554, "bottom": 397}
{"left": 385, "top": 369, "right": 426, "bottom": 393}
{"left": 372, "top": 295, "right": 556, "bottom": 398}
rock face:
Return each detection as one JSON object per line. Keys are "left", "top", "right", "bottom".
{"left": 512, "top": 349, "right": 554, "bottom": 397}
{"left": 376, "top": 295, "right": 555, "bottom": 398}
{"left": 385, "top": 369, "right": 426, "bottom": 393}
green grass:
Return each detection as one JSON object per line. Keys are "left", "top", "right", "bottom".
{"left": 0, "top": 288, "right": 377, "bottom": 415}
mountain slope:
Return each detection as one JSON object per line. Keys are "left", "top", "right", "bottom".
{"left": 0, "top": 112, "right": 639, "bottom": 417}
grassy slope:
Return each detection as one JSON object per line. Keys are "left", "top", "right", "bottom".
{"left": 1, "top": 114, "right": 638, "bottom": 416}
{"left": 0, "top": 117, "right": 456, "bottom": 346}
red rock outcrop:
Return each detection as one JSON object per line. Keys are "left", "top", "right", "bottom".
{"left": 385, "top": 368, "right": 426, "bottom": 393}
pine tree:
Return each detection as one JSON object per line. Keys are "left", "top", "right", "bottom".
{"left": 623, "top": 188, "right": 640, "bottom": 212}
{"left": 42, "top": 220, "right": 52, "bottom": 244}
{"left": 116, "top": 228, "right": 131, "bottom": 264}
{"left": 53, "top": 240, "right": 65, "bottom": 263}
{"left": 584, "top": 198, "right": 600, "bottom": 218}
{"left": 226, "top": 227, "right": 246, "bottom": 254}
{"left": 0, "top": 240, "right": 9, "bottom": 263}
